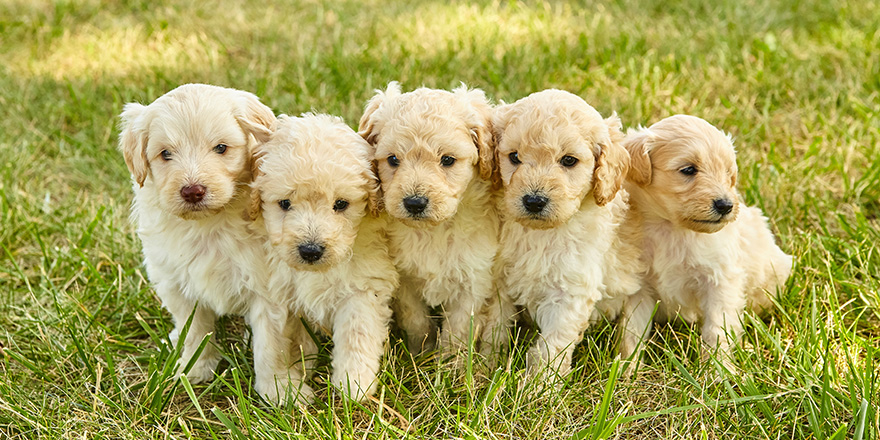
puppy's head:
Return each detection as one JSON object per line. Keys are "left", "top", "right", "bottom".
{"left": 492, "top": 90, "right": 629, "bottom": 229}
{"left": 358, "top": 82, "right": 494, "bottom": 227}
{"left": 624, "top": 114, "right": 739, "bottom": 233}
{"left": 118, "top": 84, "right": 275, "bottom": 220}
{"left": 251, "top": 114, "right": 380, "bottom": 271}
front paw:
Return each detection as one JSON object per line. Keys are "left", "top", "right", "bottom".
{"left": 178, "top": 355, "right": 220, "bottom": 384}
{"left": 332, "top": 374, "right": 376, "bottom": 402}
{"left": 256, "top": 372, "right": 314, "bottom": 406}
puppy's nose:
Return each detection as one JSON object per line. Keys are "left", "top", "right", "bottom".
{"left": 713, "top": 198, "right": 734, "bottom": 215}
{"left": 402, "top": 196, "right": 429, "bottom": 215}
{"left": 298, "top": 243, "right": 325, "bottom": 263}
{"left": 522, "top": 194, "right": 548, "bottom": 213}
{"left": 180, "top": 185, "right": 206, "bottom": 203}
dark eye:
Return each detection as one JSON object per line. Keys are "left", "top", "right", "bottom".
{"left": 440, "top": 155, "right": 456, "bottom": 167}
{"left": 333, "top": 199, "right": 349, "bottom": 212}
{"left": 213, "top": 144, "right": 228, "bottom": 154}
{"left": 161, "top": 150, "right": 172, "bottom": 161}
{"left": 560, "top": 155, "right": 579, "bottom": 167}
{"left": 680, "top": 166, "right": 697, "bottom": 176}
{"left": 387, "top": 155, "right": 400, "bottom": 167}
{"left": 509, "top": 152, "right": 521, "bottom": 165}
{"left": 278, "top": 199, "right": 291, "bottom": 211}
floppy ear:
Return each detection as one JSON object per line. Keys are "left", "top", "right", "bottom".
{"left": 453, "top": 83, "right": 496, "bottom": 185}
{"left": 489, "top": 103, "right": 516, "bottom": 189}
{"left": 248, "top": 150, "right": 266, "bottom": 221}
{"left": 358, "top": 81, "right": 401, "bottom": 145}
{"left": 622, "top": 127, "right": 653, "bottom": 186}
{"left": 366, "top": 161, "right": 384, "bottom": 217}
{"left": 592, "top": 114, "right": 631, "bottom": 206}
{"left": 118, "top": 103, "right": 150, "bottom": 187}
{"left": 235, "top": 91, "right": 276, "bottom": 144}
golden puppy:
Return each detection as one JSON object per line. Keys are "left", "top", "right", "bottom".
{"left": 358, "top": 81, "right": 499, "bottom": 357}
{"left": 618, "top": 115, "right": 793, "bottom": 372}
{"left": 118, "top": 84, "right": 275, "bottom": 384}
{"left": 249, "top": 113, "right": 397, "bottom": 403}
{"left": 480, "top": 89, "right": 642, "bottom": 378}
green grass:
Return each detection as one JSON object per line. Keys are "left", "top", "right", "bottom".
{"left": 1, "top": 0, "right": 878, "bottom": 438}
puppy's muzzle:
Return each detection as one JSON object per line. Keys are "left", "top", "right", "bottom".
{"left": 180, "top": 184, "right": 206, "bottom": 204}
{"left": 712, "top": 198, "right": 734, "bottom": 216}
{"left": 402, "top": 195, "right": 429, "bottom": 216}
{"left": 522, "top": 194, "right": 548, "bottom": 214}
{"left": 298, "top": 242, "right": 325, "bottom": 263}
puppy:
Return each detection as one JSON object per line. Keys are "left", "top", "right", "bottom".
{"left": 249, "top": 113, "right": 397, "bottom": 402}
{"left": 118, "top": 84, "right": 275, "bottom": 385}
{"left": 358, "top": 82, "right": 499, "bottom": 357}
{"left": 617, "top": 115, "right": 793, "bottom": 372}
{"left": 480, "top": 89, "right": 641, "bottom": 378}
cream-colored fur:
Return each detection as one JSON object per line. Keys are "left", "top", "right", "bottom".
{"left": 118, "top": 84, "right": 275, "bottom": 385}
{"left": 480, "top": 89, "right": 642, "bottom": 378}
{"left": 618, "top": 115, "right": 793, "bottom": 372}
{"left": 358, "top": 82, "right": 499, "bottom": 356}
{"left": 250, "top": 113, "right": 397, "bottom": 403}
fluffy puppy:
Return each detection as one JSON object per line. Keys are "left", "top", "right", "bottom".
{"left": 118, "top": 84, "right": 275, "bottom": 384}
{"left": 480, "top": 89, "right": 641, "bottom": 377}
{"left": 358, "top": 82, "right": 499, "bottom": 356}
{"left": 617, "top": 115, "right": 793, "bottom": 372}
{"left": 249, "top": 113, "right": 397, "bottom": 402}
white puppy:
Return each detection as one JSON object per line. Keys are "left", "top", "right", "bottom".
{"left": 118, "top": 84, "right": 275, "bottom": 384}
{"left": 358, "top": 82, "right": 499, "bottom": 357}
{"left": 618, "top": 115, "right": 793, "bottom": 372}
{"left": 249, "top": 113, "right": 397, "bottom": 402}
{"left": 481, "top": 90, "right": 641, "bottom": 378}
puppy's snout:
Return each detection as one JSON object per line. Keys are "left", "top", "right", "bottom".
{"left": 712, "top": 198, "right": 734, "bottom": 216}
{"left": 522, "top": 194, "right": 548, "bottom": 214}
{"left": 403, "top": 195, "right": 429, "bottom": 215}
{"left": 298, "top": 242, "right": 325, "bottom": 263}
{"left": 180, "top": 184, "right": 206, "bottom": 203}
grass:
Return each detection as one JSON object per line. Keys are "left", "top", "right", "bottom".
{"left": 0, "top": 0, "right": 878, "bottom": 438}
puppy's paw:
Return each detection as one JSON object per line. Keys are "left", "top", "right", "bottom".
{"left": 332, "top": 375, "right": 375, "bottom": 403}
{"left": 180, "top": 355, "right": 220, "bottom": 384}
{"left": 256, "top": 373, "right": 314, "bottom": 406}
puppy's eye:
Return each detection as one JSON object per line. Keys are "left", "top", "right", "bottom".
{"left": 509, "top": 152, "right": 522, "bottom": 165}
{"left": 560, "top": 155, "right": 579, "bottom": 167}
{"left": 680, "top": 166, "right": 698, "bottom": 176}
{"left": 278, "top": 199, "right": 291, "bottom": 211}
{"left": 440, "top": 155, "right": 456, "bottom": 167}
{"left": 213, "top": 144, "right": 228, "bottom": 154}
{"left": 333, "top": 199, "right": 349, "bottom": 212}
{"left": 161, "top": 150, "right": 172, "bottom": 161}
{"left": 387, "top": 155, "right": 400, "bottom": 167}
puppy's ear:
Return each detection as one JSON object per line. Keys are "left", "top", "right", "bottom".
{"left": 489, "top": 103, "right": 516, "bottom": 189}
{"left": 248, "top": 150, "right": 266, "bottom": 221}
{"left": 358, "top": 81, "right": 401, "bottom": 145}
{"left": 453, "top": 83, "right": 497, "bottom": 185}
{"left": 235, "top": 91, "right": 276, "bottom": 143}
{"left": 592, "top": 114, "right": 630, "bottom": 206}
{"left": 366, "top": 161, "right": 384, "bottom": 217}
{"left": 118, "top": 103, "right": 150, "bottom": 187}
{"left": 622, "top": 127, "right": 653, "bottom": 186}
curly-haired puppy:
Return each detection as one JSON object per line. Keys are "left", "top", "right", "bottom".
{"left": 618, "top": 115, "right": 793, "bottom": 372}
{"left": 250, "top": 113, "right": 397, "bottom": 402}
{"left": 358, "top": 82, "right": 499, "bottom": 357}
{"left": 480, "top": 90, "right": 642, "bottom": 377}
{"left": 118, "top": 84, "right": 275, "bottom": 384}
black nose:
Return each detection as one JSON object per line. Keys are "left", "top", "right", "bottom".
{"left": 522, "top": 194, "right": 548, "bottom": 213}
{"left": 180, "top": 184, "right": 206, "bottom": 203}
{"left": 402, "top": 195, "right": 429, "bottom": 215}
{"left": 297, "top": 243, "right": 325, "bottom": 263}
{"left": 713, "top": 198, "right": 734, "bottom": 215}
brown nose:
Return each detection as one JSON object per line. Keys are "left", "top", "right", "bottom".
{"left": 180, "top": 185, "right": 206, "bottom": 203}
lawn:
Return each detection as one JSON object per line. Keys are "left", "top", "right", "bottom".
{"left": 0, "top": 0, "right": 878, "bottom": 438}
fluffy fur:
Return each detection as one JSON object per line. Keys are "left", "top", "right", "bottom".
{"left": 617, "top": 115, "right": 793, "bottom": 372}
{"left": 480, "top": 89, "right": 642, "bottom": 377}
{"left": 118, "top": 84, "right": 275, "bottom": 385}
{"left": 249, "top": 113, "right": 397, "bottom": 403}
{"left": 358, "top": 82, "right": 499, "bottom": 356}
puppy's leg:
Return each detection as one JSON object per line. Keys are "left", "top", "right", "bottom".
{"left": 248, "top": 300, "right": 309, "bottom": 405}
{"left": 439, "top": 274, "right": 492, "bottom": 361}
{"left": 392, "top": 276, "right": 436, "bottom": 353}
{"left": 160, "top": 285, "right": 221, "bottom": 384}
{"left": 290, "top": 316, "right": 319, "bottom": 382}
{"left": 527, "top": 291, "right": 595, "bottom": 381}
{"left": 618, "top": 288, "right": 658, "bottom": 377}
{"left": 699, "top": 278, "right": 747, "bottom": 372}
{"left": 478, "top": 290, "right": 517, "bottom": 368}
{"left": 331, "top": 292, "right": 392, "bottom": 402}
